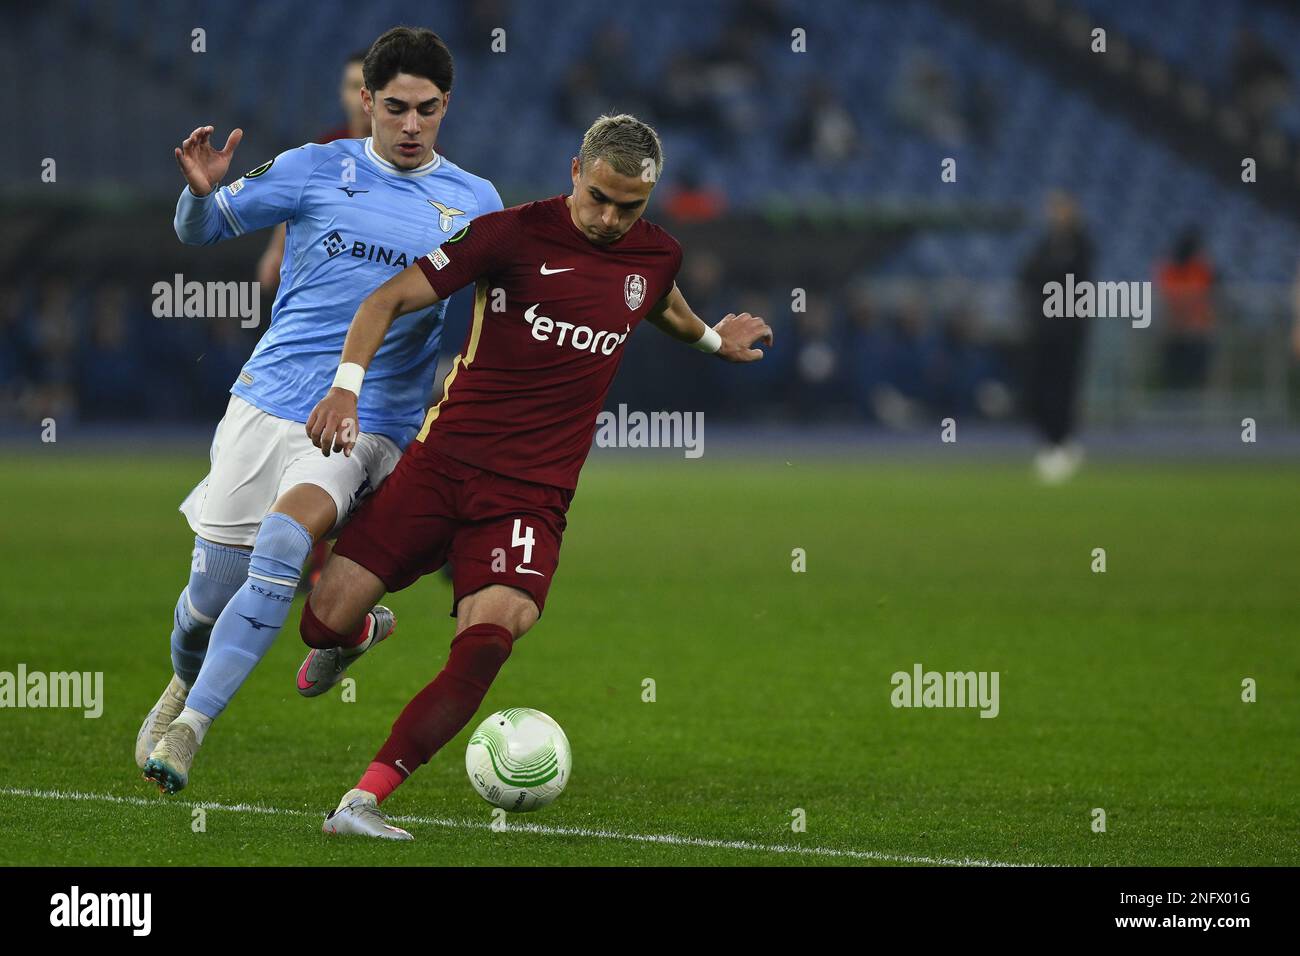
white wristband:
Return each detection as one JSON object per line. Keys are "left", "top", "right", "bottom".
{"left": 692, "top": 325, "right": 722, "bottom": 354}
{"left": 332, "top": 362, "right": 365, "bottom": 397}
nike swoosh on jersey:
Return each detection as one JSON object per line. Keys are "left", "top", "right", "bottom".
{"left": 539, "top": 263, "right": 574, "bottom": 274}
{"left": 514, "top": 565, "right": 546, "bottom": 577}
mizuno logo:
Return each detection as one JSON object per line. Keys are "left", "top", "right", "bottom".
{"left": 539, "top": 263, "right": 574, "bottom": 275}
{"left": 338, "top": 187, "right": 369, "bottom": 198}
{"left": 237, "top": 614, "right": 273, "bottom": 630}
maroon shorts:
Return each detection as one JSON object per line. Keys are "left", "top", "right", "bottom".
{"left": 332, "top": 444, "right": 574, "bottom": 616}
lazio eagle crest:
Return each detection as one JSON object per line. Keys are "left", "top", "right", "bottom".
{"left": 428, "top": 199, "right": 467, "bottom": 233}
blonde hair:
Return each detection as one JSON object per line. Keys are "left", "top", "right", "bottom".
{"left": 578, "top": 113, "right": 664, "bottom": 181}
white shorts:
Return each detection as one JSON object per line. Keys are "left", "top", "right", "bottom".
{"left": 179, "top": 394, "right": 403, "bottom": 548}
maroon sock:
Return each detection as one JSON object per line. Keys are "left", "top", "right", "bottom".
{"left": 355, "top": 761, "right": 404, "bottom": 804}
{"left": 371, "top": 623, "right": 514, "bottom": 792}
{"left": 300, "top": 599, "right": 369, "bottom": 649}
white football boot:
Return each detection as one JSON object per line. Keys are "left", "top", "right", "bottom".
{"left": 322, "top": 789, "right": 413, "bottom": 841}
{"left": 134, "top": 674, "right": 190, "bottom": 769}
{"left": 142, "top": 721, "right": 200, "bottom": 794}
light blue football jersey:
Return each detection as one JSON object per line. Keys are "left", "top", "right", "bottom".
{"left": 174, "top": 137, "right": 502, "bottom": 447}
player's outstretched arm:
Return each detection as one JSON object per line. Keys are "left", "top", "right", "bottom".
{"left": 306, "top": 264, "right": 443, "bottom": 457}
{"left": 647, "top": 283, "right": 773, "bottom": 362}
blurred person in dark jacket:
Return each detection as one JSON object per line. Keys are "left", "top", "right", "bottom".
{"left": 1019, "top": 191, "right": 1093, "bottom": 484}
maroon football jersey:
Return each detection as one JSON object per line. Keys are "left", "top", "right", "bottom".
{"left": 414, "top": 195, "right": 683, "bottom": 489}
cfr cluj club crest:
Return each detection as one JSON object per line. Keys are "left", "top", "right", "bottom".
{"left": 624, "top": 274, "right": 646, "bottom": 310}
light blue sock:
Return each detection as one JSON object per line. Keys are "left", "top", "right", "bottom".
{"left": 186, "top": 513, "right": 312, "bottom": 720}
{"left": 170, "top": 538, "right": 251, "bottom": 687}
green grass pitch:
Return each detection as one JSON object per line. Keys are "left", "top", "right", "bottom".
{"left": 0, "top": 450, "right": 1296, "bottom": 866}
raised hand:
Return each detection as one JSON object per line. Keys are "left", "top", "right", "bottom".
{"left": 174, "top": 125, "right": 244, "bottom": 197}
{"left": 715, "top": 312, "right": 774, "bottom": 363}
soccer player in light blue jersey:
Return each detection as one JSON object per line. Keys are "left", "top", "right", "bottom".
{"left": 137, "top": 26, "right": 503, "bottom": 797}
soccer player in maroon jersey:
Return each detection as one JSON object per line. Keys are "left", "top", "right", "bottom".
{"left": 296, "top": 114, "right": 773, "bottom": 839}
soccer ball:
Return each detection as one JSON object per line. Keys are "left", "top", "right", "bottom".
{"left": 466, "top": 707, "right": 571, "bottom": 812}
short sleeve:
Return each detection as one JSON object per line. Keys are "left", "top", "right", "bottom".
{"left": 416, "top": 207, "right": 518, "bottom": 300}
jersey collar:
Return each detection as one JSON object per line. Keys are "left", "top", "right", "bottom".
{"left": 363, "top": 137, "right": 443, "bottom": 177}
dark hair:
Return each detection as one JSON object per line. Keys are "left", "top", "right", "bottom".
{"left": 363, "top": 27, "right": 454, "bottom": 95}
{"left": 346, "top": 49, "right": 369, "bottom": 66}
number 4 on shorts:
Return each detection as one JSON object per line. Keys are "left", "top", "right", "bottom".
{"left": 512, "top": 519, "right": 543, "bottom": 576}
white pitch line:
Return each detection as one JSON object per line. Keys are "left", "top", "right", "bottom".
{"left": 0, "top": 786, "right": 1032, "bottom": 867}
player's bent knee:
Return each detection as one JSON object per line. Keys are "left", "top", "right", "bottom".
{"left": 456, "top": 585, "right": 539, "bottom": 640}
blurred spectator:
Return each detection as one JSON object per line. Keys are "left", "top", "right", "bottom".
{"left": 847, "top": 291, "right": 942, "bottom": 429}
{"left": 846, "top": 283, "right": 892, "bottom": 419}
{"left": 1230, "top": 29, "right": 1292, "bottom": 127}
{"left": 1154, "top": 228, "right": 1216, "bottom": 389}
{"left": 588, "top": 22, "right": 642, "bottom": 107}
{"left": 555, "top": 61, "right": 609, "bottom": 130}
{"left": 1019, "top": 191, "right": 1094, "bottom": 483}
{"left": 786, "top": 79, "right": 865, "bottom": 165}
{"left": 316, "top": 49, "right": 371, "bottom": 144}
{"left": 718, "top": 290, "right": 792, "bottom": 419}
{"left": 792, "top": 299, "right": 843, "bottom": 418}
{"left": 77, "top": 283, "right": 149, "bottom": 421}
{"left": 680, "top": 249, "right": 728, "bottom": 306}
{"left": 1292, "top": 257, "right": 1300, "bottom": 363}
{"left": 878, "top": 294, "right": 942, "bottom": 428}
{"left": 697, "top": 7, "right": 770, "bottom": 142}
{"left": 0, "top": 284, "right": 36, "bottom": 420}
{"left": 729, "top": 0, "right": 785, "bottom": 38}
{"left": 933, "top": 305, "right": 1008, "bottom": 419}
{"left": 652, "top": 52, "right": 726, "bottom": 135}
{"left": 890, "top": 48, "right": 968, "bottom": 147}
{"left": 556, "top": 22, "right": 649, "bottom": 128}
{"left": 28, "top": 277, "right": 80, "bottom": 423}
{"left": 465, "top": 0, "right": 513, "bottom": 49}
{"left": 663, "top": 166, "right": 728, "bottom": 222}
